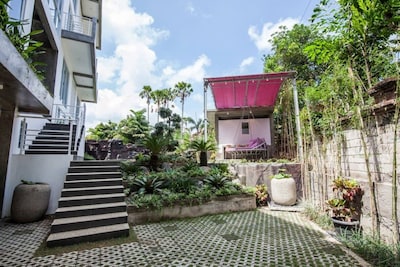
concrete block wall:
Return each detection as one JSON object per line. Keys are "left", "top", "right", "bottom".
{"left": 228, "top": 163, "right": 302, "bottom": 201}
{"left": 307, "top": 123, "right": 400, "bottom": 240}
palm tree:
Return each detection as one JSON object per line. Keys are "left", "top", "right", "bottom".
{"left": 160, "top": 88, "right": 175, "bottom": 109}
{"left": 173, "top": 81, "right": 193, "bottom": 135}
{"left": 139, "top": 85, "right": 152, "bottom": 122}
{"left": 186, "top": 117, "right": 204, "bottom": 136}
{"left": 150, "top": 90, "right": 164, "bottom": 123}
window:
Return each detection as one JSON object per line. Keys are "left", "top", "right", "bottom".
{"left": 60, "top": 61, "right": 69, "bottom": 106}
{"left": 242, "top": 122, "right": 249, "bottom": 134}
{"left": 8, "top": 0, "right": 25, "bottom": 21}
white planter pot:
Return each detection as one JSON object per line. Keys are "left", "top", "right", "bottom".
{"left": 271, "top": 178, "right": 297, "bottom": 206}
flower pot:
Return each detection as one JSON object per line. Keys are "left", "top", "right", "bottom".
{"left": 271, "top": 177, "right": 297, "bottom": 206}
{"left": 331, "top": 217, "right": 360, "bottom": 236}
{"left": 11, "top": 183, "right": 51, "bottom": 223}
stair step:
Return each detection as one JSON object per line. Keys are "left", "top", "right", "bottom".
{"left": 58, "top": 193, "right": 125, "bottom": 207}
{"left": 25, "top": 150, "right": 75, "bottom": 155}
{"left": 68, "top": 166, "right": 120, "bottom": 173}
{"left": 44, "top": 123, "right": 75, "bottom": 131}
{"left": 36, "top": 134, "right": 70, "bottom": 140}
{"left": 61, "top": 185, "right": 124, "bottom": 197}
{"left": 70, "top": 160, "right": 122, "bottom": 167}
{"left": 46, "top": 223, "right": 130, "bottom": 247}
{"left": 64, "top": 178, "right": 122, "bottom": 189}
{"left": 32, "top": 139, "right": 69, "bottom": 144}
{"left": 51, "top": 212, "right": 128, "bottom": 233}
{"left": 28, "top": 145, "right": 69, "bottom": 150}
{"left": 66, "top": 172, "right": 122, "bottom": 181}
{"left": 55, "top": 202, "right": 127, "bottom": 218}
{"left": 40, "top": 130, "right": 71, "bottom": 135}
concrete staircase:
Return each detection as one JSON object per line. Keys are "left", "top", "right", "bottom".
{"left": 25, "top": 123, "right": 78, "bottom": 155}
{"left": 46, "top": 160, "right": 129, "bottom": 247}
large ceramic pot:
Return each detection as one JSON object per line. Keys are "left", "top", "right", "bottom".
{"left": 11, "top": 183, "right": 51, "bottom": 223}
{"left": 271, "top": 178, "right": 297, "bottom": 206}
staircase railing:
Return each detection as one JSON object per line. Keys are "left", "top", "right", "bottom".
{"left": 18, "top": 103, "right": 86, "bottom": 155}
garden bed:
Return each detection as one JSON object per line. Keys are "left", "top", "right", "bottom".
{"left": 127, "top": 194, "right": 256, "bottom": 225}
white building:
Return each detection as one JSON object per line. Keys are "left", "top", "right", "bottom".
{"left": 0, "top": 0, "right": 102, "bottom": 218}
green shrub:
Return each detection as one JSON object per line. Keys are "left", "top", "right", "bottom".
{"left": 168, "top": 176, "right": 198, "bottom": 194}
{"left": 131, "top": 174, "right": 166, "bottom": 195}
{"left": 120, "top": 160, "right": 140, "bottom": 176}
{"left": 339, "top": 231, "right": 400, "bottom": 266}
{"left": 204, "top": 173, "right": 230, "bottom": 189}
{"left": 302, "top": 202, "right": 333, "bottom": 230}
{"left": 84, "top": 153, "right": 95, "bottom": 160}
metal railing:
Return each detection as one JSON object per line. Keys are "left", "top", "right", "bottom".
{"left": 18, "top": 104, "right": 86, "bottom": 155}
{"left": 50, "top": 9, "right": 95, "bottom": 38}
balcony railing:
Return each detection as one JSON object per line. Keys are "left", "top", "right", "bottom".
{"left": 62, "top": 13, "right": 94, "bottom": 37}
{"left": 50, "top": 9, "right": 95, "bottom": 38}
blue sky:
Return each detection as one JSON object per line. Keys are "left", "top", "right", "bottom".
{"left": 86, "top": 0, "right": 320, "bottom": 128}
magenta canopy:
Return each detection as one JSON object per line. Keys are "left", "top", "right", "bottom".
{"left": 205, "top": 72, "right": 296, "bottom": 110}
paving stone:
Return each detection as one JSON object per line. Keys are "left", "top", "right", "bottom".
{"left": 0, "top": 210, "right": 368, "bottom": 266}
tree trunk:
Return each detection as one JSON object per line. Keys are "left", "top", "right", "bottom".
{"left": 392, "top": 80, "right": 400, "bottom": 244}
{"left": 348, "top": 66, "right": 380, "bottom": 238}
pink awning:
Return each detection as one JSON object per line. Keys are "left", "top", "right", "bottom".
{"left": 205, "top": 72, "right": 295, "bottom": 110}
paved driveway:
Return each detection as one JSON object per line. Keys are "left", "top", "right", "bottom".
{"left": 0, "top": 209, "right": 367, "bottom": 266}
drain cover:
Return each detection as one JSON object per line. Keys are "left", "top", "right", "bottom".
{"left": 163, "top": 225, "right": 179, "bottom": 232}
{"left": 221, "top": 234, "right": 241, "bottom": 241}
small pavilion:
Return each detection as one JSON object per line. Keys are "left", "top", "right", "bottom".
{"left": 203, "top": 72, "right": 301, "bottom": 159}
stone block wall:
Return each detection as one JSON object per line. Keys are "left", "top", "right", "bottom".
{"left": 228, "top": 163, "right": 302, "bottom": 201}
{"left": 307, "top": 122, "right": 400, "bottom": 240}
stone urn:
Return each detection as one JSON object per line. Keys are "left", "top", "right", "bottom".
{"left": 270, "top": 172, "right": 297, "bottom": 206}
{"left": 11, "top": 182, "right": 51, "bottom": 223}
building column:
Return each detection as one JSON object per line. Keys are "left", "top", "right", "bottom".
{"left": 0, "top": 108, "right": 15, "bottom": 216}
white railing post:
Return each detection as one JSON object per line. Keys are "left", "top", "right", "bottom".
{"left": 68, "top": 121, "right": 73, "bottom": 155}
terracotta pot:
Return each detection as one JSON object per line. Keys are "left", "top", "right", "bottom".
{"left": 11, "top": 183, "right": 51, "bottom": 223}
{"left": 271, "top": 178, "right": 297, "bottom": 206}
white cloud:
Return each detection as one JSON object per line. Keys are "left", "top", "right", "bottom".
{"left": 165, "top": 54, "right": 211, "bottom": 87}
{"left": 248, "top": 17, "right": 299, "bottom": 51}
{"left": 192, "top": 93, "right": 203, "bottom": 103}
{"left": 186, "top": 2, "right": 195, "bottom": 15}
{"left": 97, "top": 56, "right": 121, "bottom": 83}
{"left": 85, "top": 1, "right": 211, "bottom": 129}
{"left": 239, "top": 57, "right": 255, "bottom": 73}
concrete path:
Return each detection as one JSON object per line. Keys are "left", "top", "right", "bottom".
{"left": 0, "top": 209, "right": 368, "bottom": 266}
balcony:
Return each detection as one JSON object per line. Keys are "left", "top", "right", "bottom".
{"left": 0, "top": 30, "right": 52, "bottom": 114}
{"left": 60, "top": 13, "right": 98, "bottom": 103}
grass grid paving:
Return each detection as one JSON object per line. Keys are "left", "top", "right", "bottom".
{"left": 0, "top": 210, "right": 366, "bottom": 266}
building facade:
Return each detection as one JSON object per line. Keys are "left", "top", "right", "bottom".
{"left": 0, "top": 0, "right": 102, "bottom": 217}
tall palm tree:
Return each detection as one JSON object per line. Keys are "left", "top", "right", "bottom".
{"left": 139, "top": 85, "right": 152, "bottom": 122}
{"left": 150, "top": 90, "right": 164, "bottom": 123}
{"left": 173, "top": 81, "right": 193, "bottom": 135}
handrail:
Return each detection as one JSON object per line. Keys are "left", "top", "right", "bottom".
{"left": 18, "top": 103, "right": 85, "bottom": 156}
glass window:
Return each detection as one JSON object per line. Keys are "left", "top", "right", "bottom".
{"left": 8, "top": 0, "right": 25, "bottom": 21}
{"left": 242, "top": 122, "right": 249, "bottom": 135}
{"left": 60, "top": 61, "right": 69, "bottom": 106}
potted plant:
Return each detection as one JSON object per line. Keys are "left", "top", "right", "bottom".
{"left": 270, "top": 169, "right": 297, "bottom": 206}
{"left": 11, "top": 180, "right": 51, "bottom": 223}
{"left": 189, "top": 138, "right": 216, "bottom": 166}
{"left": 326, "top": 177, "right": 364, "bottom": 231}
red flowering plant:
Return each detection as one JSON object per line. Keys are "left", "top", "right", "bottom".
{"left": 326, "top": 177, "right": 364, "bottom": 222}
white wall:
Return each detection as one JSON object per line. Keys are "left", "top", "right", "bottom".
{"left": 217, "top": 118, "right": 271, "bottom": 157}
{"left": 218, "top": 118, "right": 271, "bottom": 145}
{"left": 2, "top": 154, "right": 72, "bottom": 218}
